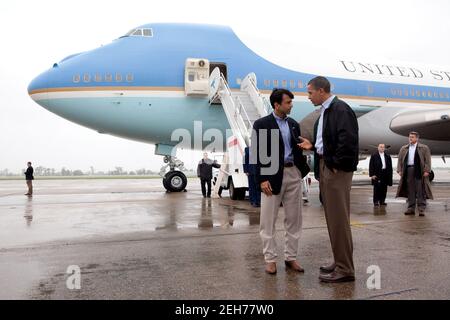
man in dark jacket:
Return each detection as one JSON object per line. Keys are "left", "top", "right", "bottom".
{"left": 299, "top": 76, "right": 359, "bottom": 283}
{"left": 251, "top": 88, "right": 310, "bottom": 275}
{"left": 243, "top": 147, "right": 260, "bottom": 207}
{"left": 369, "top": 144, "right": 393, "bottom": 207}
{"left": 197, "top": 153, "right": 220, "bottom": 198}
{"left": 24, "top": 161, "right": 34, "bottom": 196}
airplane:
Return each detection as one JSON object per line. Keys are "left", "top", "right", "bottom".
{"left": 28, "top": 23, "right": 450, "bottom": 196}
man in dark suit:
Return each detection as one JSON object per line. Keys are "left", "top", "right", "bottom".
{"left": 369, "top": 143, "right": 393, "bottom": 207}
{"left": 197, "top": 153, "right": 220, "bottom": 198}
{"left": 299, "top": 76, "right": 359, "bottom": 283}
{"left": 243, "top": 147, "right": 260, "bottom": 207}
{"left": 251, "top": 88, "right": 309, "bottom": 275}
{"left": 24, "top": 161, "right": 34, "bottom": 196}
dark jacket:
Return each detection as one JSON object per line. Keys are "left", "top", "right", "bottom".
{"left": 251, "top": 113, "right": 310, "bottom": 195}
{"left": 313, "top": 96, "right": 359, "bottom": 174}
{"left": 243, "top": 147, "right": 257, "bottom": 175}
{"left": 369, "top": 152, "right": 393, "bottom": 186}
{"left": 25, "top": 167, "right": 34, "bottom": 180}
{"left": 197, "top": 158, "right": 220, "bottom": 180}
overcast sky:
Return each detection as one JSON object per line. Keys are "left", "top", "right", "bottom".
{"left": 1, "top": 0, "right": 449, "bottom": 173}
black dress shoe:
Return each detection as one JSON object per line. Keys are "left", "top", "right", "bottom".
{"left": 319, "top": 271, "right": 355, "bottom": 283}
{"left": 404, "top": 209, "right": 415, "bottom": 215}
{"left": 380, "top": 202, "right": 387, "bottom": 206}
{"left": 319, "top": 263, "right": 336, "bottom": 274}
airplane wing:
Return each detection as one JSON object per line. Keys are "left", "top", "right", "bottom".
{"left": 390, "top": 107, "right": 450, "bottom": 141}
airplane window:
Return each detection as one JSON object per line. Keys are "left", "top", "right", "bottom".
{"left": 410, "top": 90, "right": 415, "bottom": 97}
{"left": 124, "top": 29, "right": 136, "bottom": 36}
{"left": 143, "top": 29, "right": 153, "bottom": 37}
{"left": 95, "top": 74, "right": 102, "bottom": 82}
{"left": 273, "top": 80, "right": 278, "bottom": 87}
{"left": 290, "top": 80, "right": 295, "bottom": 88}
{"left": 440, "top": 92, "right": 444, "bottom": 98}
{"left": 298, "top": 80, "right": 303, "bottom": 88}
{"left": 73, "top": 74, "right": 80, "bottom": 83}
{"left": 83, "top": 74, "right": 90, "bottom": 82}
{"left": 264, "top": 80, "right": 270, "bottom": 87}
{"left": 446, "top": 92, "right": 450, "bottom": 99}
{"left": 115, "top": 73, "right": 123, "bottom": 82}
{"left": 281, "top": 80, "right": 287, "bottom": 88}
{"left": 105, "top": 73, "right": 112, "bottom": 82}
{"left": 132, "top": 29, "right": 143, "bottom": 36}
{"left": 126, "top": 73, "right": 134, "bottom": 82}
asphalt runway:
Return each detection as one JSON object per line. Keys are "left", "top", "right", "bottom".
{"left": 0, "top": 173, "right": 449, "bottom": 299}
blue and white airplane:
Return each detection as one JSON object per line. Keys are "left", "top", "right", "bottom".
{"left": 28, "top": 23, "right": 450, "bottom": 193}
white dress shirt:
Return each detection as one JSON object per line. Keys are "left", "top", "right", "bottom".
{"left": 408, "top": 143, "right": 417, "bottom": 165}
{"left": 379, "top": 152, "right": 386, "bottom": 169}
{"left": 315, "top": 95, "right": 335, "bottom": 155}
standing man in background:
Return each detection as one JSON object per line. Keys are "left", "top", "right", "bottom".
{"left": 369, "top": 144, "right": 393, "bottom": 207}
{"left": 396, "top": 132, "right": 433, "bottom": 216}
{"left": 243, "top": 146, "right": 260, "bottom": 207}
{"left": 299, "top": 76, "right": 359, "bottom": 283}
{"left": 197, "top": 152, "right": 221, "bottom": 198}
{"left": 24, "top": 161, "right": 34, "bottom": 196}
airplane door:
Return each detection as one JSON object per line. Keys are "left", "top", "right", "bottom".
{"left": 210, "top": 62, "right": 227, "bottom": 81}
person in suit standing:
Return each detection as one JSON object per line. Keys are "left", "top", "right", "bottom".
{"left": 251, "top": 88, "right": 310, "bottom": 275}
{"left": 396, "top": 132, "right": 433, "bottom": 216}
{"left": 299, "top": 76, "right": 359, "bottom": 283}
{"left": 24, "top": 161, "right": 34, "bottom": 196}
{"left": 197, "top": 153, "right": 221, "bottom": 198}
{"left": 243, "top": 147, "right": 260, "bottom": 207}
{"left": 369, "top": 144, "right": 393, "bottom": 207}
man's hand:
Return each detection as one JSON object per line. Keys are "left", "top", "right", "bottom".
{"left": 260, "top": 180, "right": 273, "bottom": 196}
{"left": 298, "top": 137, "right": 313, "bottom": 150}
{"left": 332, "top": 168, "right": 338, "bottom": 174}
{"left": 423, "top": 171, "right": 430, "bottom": 177}
{"left": 371, "top": 175, "right": 377, "bottom": 180}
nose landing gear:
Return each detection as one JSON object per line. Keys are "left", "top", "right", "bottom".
{"left": 160, "top": 156, "right": 188, "bottom": 192}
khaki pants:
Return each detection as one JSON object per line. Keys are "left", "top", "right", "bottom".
{"left": 407, "top": 167, "right": 426, "bottom": 210}
{"left": 26, "top": 180, "right": 33, "bottom": 195}
{"left": 260, "top": 166, "right": 303, "bottom": 263}
{"left": 319, "top": 159, "right": 354, "bottom": 276}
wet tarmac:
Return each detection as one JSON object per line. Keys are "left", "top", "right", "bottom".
{"left": 0, "top": 174, "right": 450, "bottom": 300}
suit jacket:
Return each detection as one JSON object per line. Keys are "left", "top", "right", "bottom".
{"left": 369, "top": 152, "right": 393, "bottom": 186}
{"left": 197, "top": 159, "right": 220, "bottom": 180}
{"left": 313, "top": 96, "right": 359, "bottom": 174}
{"left": 25, "top": 167, "right": 34, "bottom": 180}
{"left": 251, "top": 113, "right": 310, "bottom": 195}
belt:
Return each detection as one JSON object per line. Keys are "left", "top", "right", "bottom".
{"left": 284, "top": 162, "right": 294, "bottom": 167}
{"left": 407, "top": 165, "right": 415, "bottom": 167}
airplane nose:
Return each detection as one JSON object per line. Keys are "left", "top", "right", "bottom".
{"left": 28, "top": 69, "right": 50, "bottom": 102}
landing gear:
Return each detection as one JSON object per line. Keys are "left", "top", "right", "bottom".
{"left": 160, "top": 156, "right": 188, "bottom": 192}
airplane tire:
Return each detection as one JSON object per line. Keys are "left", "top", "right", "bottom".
{"left": 229, "top": 179, "right": 246, "bottom": 200}
{"left": 429, "top": 170, "right": 435, "bottom": 182}
{"left": 163, "top": 171, "right": 187, "bottom": 192}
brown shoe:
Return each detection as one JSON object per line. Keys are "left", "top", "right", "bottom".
{"left": 419, "top": 209, "right": 425, "bottom": 216}
{"left": 265, "top": 262, "right": 277, "bottom": 275}
{"left": 285, "top": 260, "right": 304, "bottom": 273}
{"left": 319, "top": 271, "right": 355, "bottom": 283}
{"left": 319, "top": 263, "right": 336, "bottom": 274}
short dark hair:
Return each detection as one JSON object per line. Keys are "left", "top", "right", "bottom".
{"left": 269, "top": 88, "right": 294, "bottom": 108}
{"left": 409, "top": 131, "right": 419, "bottom": 138}
{"left": 307, "top": 76, "right": 331, "bottom": 93}
{"left": 27, "top": 162, "right": 31, "bottom": 165}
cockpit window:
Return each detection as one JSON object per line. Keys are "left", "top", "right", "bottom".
{"left": 122, "top": 28, "right": 153, "bottom": 38}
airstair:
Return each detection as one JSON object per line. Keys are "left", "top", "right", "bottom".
{"left": 209, "top": 68, "right": 272, "bottom": 199}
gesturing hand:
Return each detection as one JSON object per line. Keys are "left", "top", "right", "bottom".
{"left": 298, "top": 137, "right": 313, "bottom": 150}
